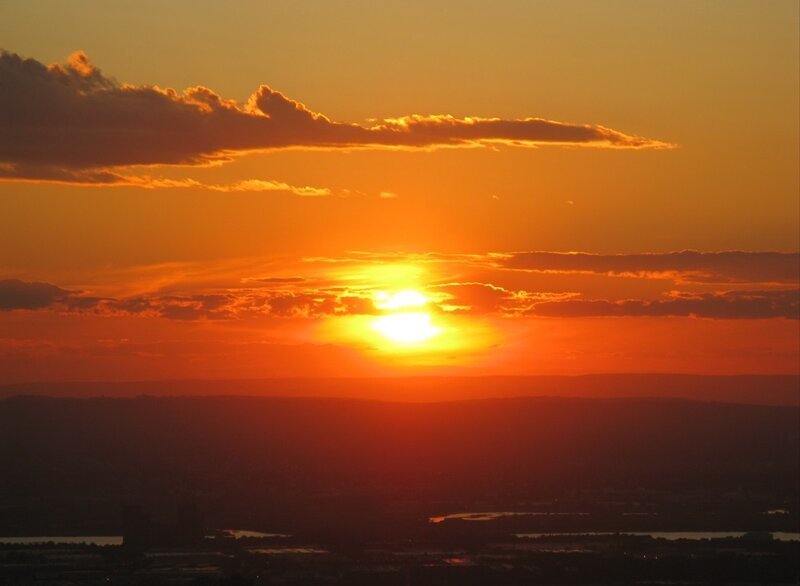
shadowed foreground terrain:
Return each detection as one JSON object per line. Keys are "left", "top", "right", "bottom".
{"left": 1, "top": 394, "right": 798, "bottom": 584}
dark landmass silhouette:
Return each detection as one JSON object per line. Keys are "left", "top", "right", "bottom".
{"left": 1, "top": 394, "right": 797, "bottom": 539}
{"left": 2, "top": 391, "right": 798, "bottom": 583}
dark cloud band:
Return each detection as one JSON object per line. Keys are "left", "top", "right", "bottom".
{"left": 0, "top": 51, "right": 674, "bottom": 185}
{"left": 529, "top": 290, "right": 799, "bottom": 320}
{"left": 0, "top": 279, "right": 72, "bottom": 310}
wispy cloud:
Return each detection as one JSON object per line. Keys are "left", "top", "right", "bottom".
{"left": 296, "top": 250, "right": 800, "bottom": 286}
{"left": 497, "top": 251, "right": 800, "bottom": 284}
{"left": 0, "top": 166, "right": 333, "bottom": 196}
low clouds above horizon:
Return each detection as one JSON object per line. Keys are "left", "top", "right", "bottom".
{"left": 1, "top": 279, "right": 796, "bottom": 321}
{"left": 0, "top": 51, "right": 674, "bottom": 187}
{"left": 2, "top": 248, "right": 797, "bottom": 322}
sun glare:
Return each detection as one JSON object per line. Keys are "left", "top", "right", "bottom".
{"left": 374, "top": 289, "right": 428, "bottom": 310}
{"left": 371, "top": 290, "right": 441, "bottom": 345}
{"left": 372, "top": 312, "right": 440, "bottom": 344}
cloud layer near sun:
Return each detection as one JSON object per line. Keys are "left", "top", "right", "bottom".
{"left": 497, "top": 251, "right": 800, "bottom": 284}
{"left": 0, "top": 51, "right": 674, "bottom": 186}
{"left": 2, "top": 250, "right": 797, "bottom": 321}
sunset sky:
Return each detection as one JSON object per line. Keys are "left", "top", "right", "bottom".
{"left": 0, "top": 0, "right": 798, "bottom": 382}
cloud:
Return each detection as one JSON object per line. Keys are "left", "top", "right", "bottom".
{"left": 0, "top": 50, "right": 674, "bottom": 185}
{"left": 138, "top": 177, "right": 332, "bottom": 196}
{"left": 100, "top": 294, "right": 237, "bottom": 321}
{"left": 530, "top": 290, "right": 800, "bottom": 320}
{"left": 498, "top": 251, "right": 800, "bottom": 284}
{"left": 428, "top": 282, "right": 572, "bottom": 314}
{"left": 115, "top": 290, "right": 381, "bottom": 320}
{"left": 0, "top": 279, "right": 73, "bottom": 310}
{"left": 0, "top": 165, "right": 332, "bottom": 195}
{"left": 0, "top": 279, "right": 239, "bottom": 319}
{"left": 246, "top": 277, "right": 307, "bottom": 285}
{"left": 1, "top": 278, "right": 797, "bottom": 322}
{"left": 30, "top": 287, "right": 378, "bottom": 321}
{"left": 71, "top": 287, "right": 800, "bottom": 321}
{"left": 203, "top": 179, "right": 330, "bottom": 196}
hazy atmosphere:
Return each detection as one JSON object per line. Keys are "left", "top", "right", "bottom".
{"left": 1, "top": 2, "right": 798, "bottom": 584}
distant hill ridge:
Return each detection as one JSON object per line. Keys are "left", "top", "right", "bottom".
{"left": 1, "top": 374, "right": 798, "bottom": 406}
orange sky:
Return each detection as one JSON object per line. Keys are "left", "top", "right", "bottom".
{"left": 0, "top": 1, "right": 798, "bottom": 382}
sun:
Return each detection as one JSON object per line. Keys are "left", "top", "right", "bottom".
{"left": 372, "top": 312, "right": 440, "bottom": 344}
{"left": 371, "top": 290, "right": 441, "bottom": 345}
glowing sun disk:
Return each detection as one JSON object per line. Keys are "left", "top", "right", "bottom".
{"left": 371, "top": 312, "right": 441, "bottom": 344}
